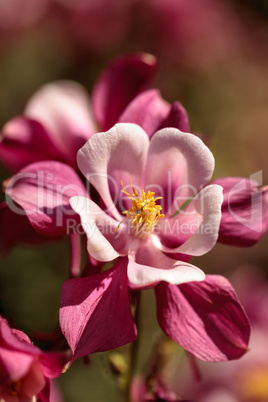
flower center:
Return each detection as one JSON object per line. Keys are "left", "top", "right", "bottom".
{"left": 115, "top": 179, "right": 164, "bottom": 238}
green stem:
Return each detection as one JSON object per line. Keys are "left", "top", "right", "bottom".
{"left": 125, "top": 290, "right": 142, "bottom": 402}
{"left": 130, "top": 291, "right": 141, "bottom": 377}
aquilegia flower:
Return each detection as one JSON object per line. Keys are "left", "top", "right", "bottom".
{"left": 70, "top": 123, "right": 222, "bottom": 286}
{"left": 59, "top": 123, "right": 250, "bottom": 363}
{"left": 0, "top": 316, "right": 68, "bottom": 402}
{"left": 3, "top": 53, "right": 266, "bottom": 252}
{"left": 0, "top": 53, "right": 160, "bottom": 252}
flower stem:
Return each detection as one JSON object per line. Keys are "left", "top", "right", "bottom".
{"left": 125, "top": 290, "right": 142, "bottom": 402}
{"left": 130, "top": 290, "right": 142, "bottom": 377}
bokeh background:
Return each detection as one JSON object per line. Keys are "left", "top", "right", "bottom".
{"left": 1, "top": 0, "right": 268, "bottom": 400}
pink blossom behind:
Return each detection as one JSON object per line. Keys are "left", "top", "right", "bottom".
{"left": 0, "top": 316, "right": 68, "bottom": 402}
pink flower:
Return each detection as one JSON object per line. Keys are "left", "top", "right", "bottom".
{"left": 1, "top": 69, "right": 253, "bottom": 363}
{"left": 70, "top": 123, "right": 222, "bottom": 286}
{"left": 0, "top": 316, "right": 68, "bottom": 402}
{"left": 59, "top": 123, "right": 250, "bottom": 362}
{"left": 119, "top": 94, "right": 268, "bottom": 247}
{"left": 1, "top": 58, "right": 190, "bottom": 247}
{"left": 4, "top": 66, "right": 267, "bottom": 253}
{"left": 0, "top": 53, "right": 162, "bottom": 252}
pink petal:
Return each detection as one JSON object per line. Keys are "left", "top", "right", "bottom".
{"left": 127, "top": 241, "right": 205, "bottom": 286}
{"left": 25, "top": 81, "right": 95, "bottom": 167}
{"left": 91, "top": 53, "right": 158, "bottom": 131}
{"left": 59, "top": 258, "right": 136, "bottom": 361}
{"left": 159, "top": 101, "right": 190, "bottom": 133}
{"left": 155, "top": 275, "right": 250, "bottom": 362}
{"left": 37, "top": 378, "right": 51, "bottom": 402}
{"left": 0, "top": 346, "right": 33, "bottom": 383}
{"left": 0, "top": 318, "right": 39, "bottom": 383}
{"left": 5, "top": 161, "right": 87, "bottom": 236}
{"left": 156, "top": 184, "right": 223, "bottom": 256}
{"left": 69, "top": 196, "right": 121, "bottom": 261}
{"left": 22, "top": 360, "right": 46, "bottom": 397}
{"left": 118, "top": 90, "right": 190, "bottom": 139}
{"left": 212, "top": 177, "right": 268, "bottom": 246}
{"left": 118, "top": 89, "right": 170, "bottom": 138}
{"left": 0, "top": 202, "right": 50, "bottom": 254}
{"left": 0, "top": 117, "right": 61, "bottom": 172}
{"left": 0, "top": 318, "right": 40, "bottom": 355}
{"left": 77, "top": 123, "right": 149, "bottom": 220}
{"left": 39, "top": 352, "right": 70, "bottom": 378}
{"left": 144, "top": 128, "right": 215, "bottom": 214}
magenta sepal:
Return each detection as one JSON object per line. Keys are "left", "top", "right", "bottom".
{"left": 0, "top": 117, "right": 62, "bottom": 172}
{"left": 119, "top": 90, "right": 190, "bottom": 138}
{"left": 212, "top": 177, "right": 268, "bottom": 246}
{"left": 37, "top": 379, "right": 50, "bottom": 402}
{"left": 59, "top": 257, "right": 137, "bottom": 362}
{"left": 155, "top": 274, "right": 250, "bottom": 362}
{"left": 4, "top": 160, "right": 87, "bottom": 236}
{"left": 92, "top": 53, "right": 158, "bottom": 131}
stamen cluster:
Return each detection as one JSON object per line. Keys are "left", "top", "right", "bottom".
{"left": 117, "top": 180, "right": 164, "bottom": 238}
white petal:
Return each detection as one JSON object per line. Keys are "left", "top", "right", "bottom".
{"left": 70, "top": 196, "right": 119, "bottom": 261}
{"left": 77, "top": 123, "right": 150, "bottom": 220}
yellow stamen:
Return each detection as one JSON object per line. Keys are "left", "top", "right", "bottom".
{"left": 115, "top": 179, "right": 164, "bottom": 238}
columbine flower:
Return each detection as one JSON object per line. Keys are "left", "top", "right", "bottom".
{"left": 9, "top": 53, "right": 266, "bottom": 253}
{"left": 59, "top": 123, "right": 250, "bottom": 363}
{"left": 2, "top": 71, "right": 254, "bottom": 362}
{"left": 0, "top": 316, "right": 68, "bottom": 402}
{"left": 0, "top": 52, "right": 193, "bottom": 254}
{"left": 0, "top": 53, "right": 160, "bottom": 252}
{"left": 70, "top": 122, "right": 223, "bottom": 286}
